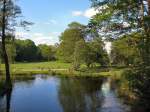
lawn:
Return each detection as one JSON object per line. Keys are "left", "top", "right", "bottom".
{"left": 0, "top": 61, "right": 124, "bottom": 77}
{"left": 0, "top": 61, "right": 71, "bottom": 76}
{"left": 0, "top": 61, "right": 71, "bottom": 70}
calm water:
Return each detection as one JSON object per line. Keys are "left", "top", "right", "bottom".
{"left": 0, "top": 76, "right": 130, "bottom": 112}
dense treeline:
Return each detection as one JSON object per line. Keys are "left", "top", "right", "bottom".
{"left": 0, "top": 38, "right": 57, "bottom": 63}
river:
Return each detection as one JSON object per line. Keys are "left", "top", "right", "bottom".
{"left": 0, "top": 75, "right": 130, "bottom": 112}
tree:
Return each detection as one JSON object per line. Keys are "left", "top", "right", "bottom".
{"left": 88, "top": 38, "right": 109, "bottom": 66}
{"left": 90, "top": 0, "right": 150, "bottom": 65}
{"left": 38, "top": 44, "right": 56, "bottom": 61}
{"left": 0, "top": 0, "right": 22, "bottom": 86}
{"left": 74, "top": 40, "right": 90, "bottom": 69}
{"left": 74, "top": 38, "right": 109, "bottom": 69}
{"left": 111, "top": 33, "right": 141, "bottom": 66}
{"left": 15, "top": 39, "right": 38, "bottom": 62}
{"left": 57, "top": 22, "right": 85, "bottom": 62}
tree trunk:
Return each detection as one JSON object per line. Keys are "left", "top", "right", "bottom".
{"left": 140, "top": 0, "right": 145, "bottom": 28}
{"left": 6, "top": 88, "right": 12, "bottom": 112}
{"left": 2, "top": 0, "right": 12, "bottom": 86}
{"left": 147, "top": 0, "right": 150, "bottom": 66}
{"left": 147, "top": 0, "right": 150, "bottom": 33}
{"left": 148, "top": 0, "right": 150, "bottom": 15}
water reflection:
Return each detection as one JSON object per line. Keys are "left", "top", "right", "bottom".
{"left": 0, "top": 88, "right": 12, "bottom": 112}
{"left": 58, "top": 78, "right": 104, "bottom": 112}
{"left": 0, "top": 76, "right": 129, "bottom": 112}
{"left": 101, "top": 79, "right": 130, "bottom": 112}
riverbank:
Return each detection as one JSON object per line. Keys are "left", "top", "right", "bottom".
{"left": 0, "top": 61, "right": 124, "bottom": 78}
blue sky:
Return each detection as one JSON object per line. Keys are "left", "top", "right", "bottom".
{"left": 16, "top": 0, "right": 98, "bottom": 45}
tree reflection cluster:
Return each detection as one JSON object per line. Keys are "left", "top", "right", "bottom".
{"left": 58, "top": 77, "right": 105, "bottom": 112}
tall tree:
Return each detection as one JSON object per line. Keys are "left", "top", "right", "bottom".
{"left": 0, "top": 0, "right": 21, "bottom": 86}
{"left": 148, "top": 0, "right": 150, "bottom": 14}
{"left": 57, "top": 22, "right": 86, "bottom": 62}
{"left": 74, "top": 40, "right": 90, "bottom": 69}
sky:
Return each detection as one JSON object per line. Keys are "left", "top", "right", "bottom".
{"left": 15, "top": 0, "right": 98, "bottom": 45}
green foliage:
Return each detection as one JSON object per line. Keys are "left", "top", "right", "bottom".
{"left": 13, "top": 39, "right": 57, "bottom": 62}
{"left": 0, "top": 35, "right": 16, "bottom": 63}
{"left": 15, "top": 39, "right": 38, "bottom": 62}
{"left": 38, "top": 44, "right": 56, "bottom": 61}
{"left": 74, "top": 38, "right": 109, "bottom": 69}
{"left": 111, "top": 33, "right": 142, "bottom": 66}
{"left": 57, "top": 22, "right": 85, "bottom": 62}
{"left": 90, "top": 0, "right": 150, "bottom": 110}
{"left": 57, "top": 21, "right": 109, "bottom": 69}
{"left": 6, "top": 43, "right": 16, "bottom": 63}
{"left": 123, "top": 66, "right": 150, "bottom": 111}
{"left": 89, "top": 0, "right": 149, "bottom": 39}
{"left": 88, "top": 38, "right": 109, "bottom": 66}
{"left": 73, "top": 40, "right": 90, "bottom": 69}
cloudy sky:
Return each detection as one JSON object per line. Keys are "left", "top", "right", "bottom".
{"left": 16, "top": 0, "right": 98, "bottom": 45}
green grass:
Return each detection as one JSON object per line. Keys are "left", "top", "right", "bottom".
{"left": 0, "top": 61, "right": 125, "bottom": 78}
{"left": 11, "top": 61, "right": 71, "bottom": 69}
{"left": 1, "top": 61, "right": 70, "bottom": 71}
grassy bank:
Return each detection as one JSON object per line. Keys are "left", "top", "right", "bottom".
{"left": 1, "top": 61, "right": 71, "bottom": 70}
{"left": 0, "top": 61, "right": 70, "bottom": 76}
{"left": 0, "top": 61, "right": 125, "bottom": 78}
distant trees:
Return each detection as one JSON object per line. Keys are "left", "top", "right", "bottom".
{"left": 15, "top": 39, "right": 38, "bottom": 62}
{"left": 0, "top": 39, "right": 57, "bottom": 63}
{"left": 38, "top": 44, "right": 56, "bottom": 61}
{"left": 14, "top": 39, "right": 57, "bottom": 62}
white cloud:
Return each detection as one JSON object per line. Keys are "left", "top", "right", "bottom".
{"left": 33, "top": 37, "right": 58, "bottom": 45}
{"left": 84, "top": 8, "right": 99, "bottom": 18}
{"left": 72, "top": 5, "right": 108, "bottom": 18}
{"left": 15, "top": 32, "right": 31, "bottom": 39}
{"left": 72, "top": 11, "right": 83, "bottom": 16}
{"left": 44, "top": 19, "right": 58, "bottom": 25}
{"left": 49, "top": 19, "right": 57, "bottom": 25}
{"left": 33, "top": 33, "right": 43, "bottom": 37}
{"left": 72, "top": 8, "right": 98, "bottom": 18}
{"left": 15, "top": 31, "right": 60, "bottom": 45}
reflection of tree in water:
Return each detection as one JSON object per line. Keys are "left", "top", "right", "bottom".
{"left": 0, "top": 86, "right": 12, "bottom": 112}
{"left": 58, "top": 77, "right": 104, "bottom": 112}
{"left": 0, "top": 78, "right": 35, "bottom": 112}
